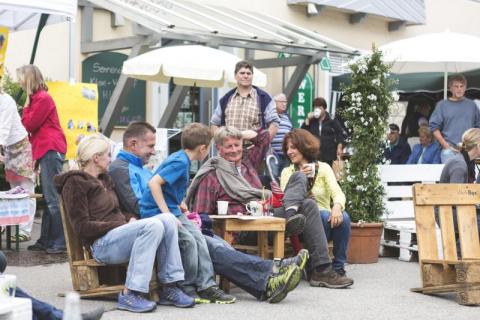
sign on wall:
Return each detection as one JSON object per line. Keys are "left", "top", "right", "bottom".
{"left": 48, "top": 82, "right": 98, "bottom": 160}
{"left": 289, "top": 73, "right": 314, "bottom": 128}
{"left": 82, "top": 52, "right": 146, "bottom": 126}
{"left": 0, "top": 26, "right": 9, "bottom": 78}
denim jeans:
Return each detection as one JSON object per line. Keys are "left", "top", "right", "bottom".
{"left": 177, "top": 214, "right": 216, "bottom": 293}
{"left": 440, "top": 148, "right": 457, "bottom": 164}
{"left": 91, "top": 215, "right": 184, "bottom": 293}
{"left": 205, "top": 235, "right": 272, "bottom": 300}
{"left": 36, "top": 150, "right": 65, "bottom": 250}
{"left": 16, "top": 287, "right": 63, "bottom": 320}
{"left": 319, "top": 210, "right": 351, "bottom": 272}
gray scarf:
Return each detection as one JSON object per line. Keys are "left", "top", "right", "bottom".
{"left": 186, "top": 156, "right": 271, "bottom": 209}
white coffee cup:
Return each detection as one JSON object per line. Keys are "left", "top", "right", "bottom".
{"left": 217, "top": 201, "right": 229, "bottom": 215}
{"left": 303, "top": 163, "right": 316, "bottom": 178}
{"left": 246, "top": 201, "right": 264, "bottom": 216}
{"left": 0, "top": 274, "right": 16, "bottom": 298}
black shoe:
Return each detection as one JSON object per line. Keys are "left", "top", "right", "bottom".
{"left": 46, "top": 247, "right": 66, "bottom": 254}
{"left": 279, "top": 249, "right": 309, "bottom": 271}
{"left": 197, "top": 286, "right": 236, "bottom": 304}
{"left": 81, "top": 306, "right": 104, "bottom": 320}
{"left": 285, "top": 215, "right": 306, "bottom": 236}
{"left": 27, "top": 243, "right": 46, "bottom": 252}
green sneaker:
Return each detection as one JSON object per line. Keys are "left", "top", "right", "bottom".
{"left": 279, "top": 249, "right": 309, "bottom": 271}
{"left": 265, "top": 264, "right": 302, "bottom": 303}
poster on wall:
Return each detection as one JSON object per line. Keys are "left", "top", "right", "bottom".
{"left": 47, "top": 82, "right": 98, "bottom": 160}
{"left": 0, "top": 26, "right": 9, "bottom": 78}
{"left": 82, "top": 52, "right": 146, "bottom": 126}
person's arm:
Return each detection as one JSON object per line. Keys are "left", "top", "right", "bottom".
{"left": 21, "top": 94, "right": 54, "bottom": 133}
{"left": 148, "top": 175, "right": 171, "bottom": 213}
{"left": 210, "top": 101, "right": 223, "bottom": 127}
{"left": 302, "top": 113, "right": 314, "bottom": 127}
{"left": 279, "top": 165, "right": 294, "bottom": 191}
{"left": 62, "top": 179, "right": 116, "bottom": 238}
{"left": 0, "top": 98, "right": 16, "bottom": 146}
{"left": 432, "top": 144, "right": 442, "bottom": 164}
{"left": 247, "top": 129, "right": 271, "bottom": 171}
{"left": 432, "top": 129, "right": 450, "bottom": 149}
{"left": 401, "top": 143, "right": 412, "bottom": 164}
{"left": 322, "top": 165, "right": 346, "bottom": 211}
{"left": 449, "top": 168, "right": 467, "bottom": 183}
{"left": 268, "top": 122, "right": 279, "bottom": 139}
{"left": 109, "top": 164, "right": 141, "bottom": 217}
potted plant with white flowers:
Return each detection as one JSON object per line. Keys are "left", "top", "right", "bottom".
{"left": 339, "top": 46, "right": 398, "bottom": 263}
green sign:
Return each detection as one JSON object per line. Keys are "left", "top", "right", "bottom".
{"left": 320, "top": 57, "right": 331, "bottom": 71}
{"left": 289, "top": 73, "right": 314, "bottom": 128}
{"left": 82, "top": 52, "right": 146, "bottom": 126}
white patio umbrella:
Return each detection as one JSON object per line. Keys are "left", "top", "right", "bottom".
{"left": 122, "top": 45, "right": 267, "bottom": 88}
{"left": 379, "top": 31, "right": 480, "bottom": 97}
{"left": 0, "top": 0, "right": 77, "bottom": 81}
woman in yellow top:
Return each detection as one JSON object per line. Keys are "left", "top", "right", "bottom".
{"left": 280, "top": 129, "right": 351, "bottom": 276}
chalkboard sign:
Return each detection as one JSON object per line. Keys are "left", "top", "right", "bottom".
{"left": 82, "top": 52, "right": 146, "bottom": 126}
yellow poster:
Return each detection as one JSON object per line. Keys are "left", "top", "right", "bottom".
{"left": 47, "top": 82, "right": 99, "bottom": 160}
{"left": 0, "top": 26, "right": 9, "bottom": 78}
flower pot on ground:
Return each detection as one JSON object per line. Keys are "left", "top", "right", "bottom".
{"left": 339, "top": 46, "right": 397, "bottom": 263}
{"left": 347, "top": 222, "right": 384, "bottom": 263}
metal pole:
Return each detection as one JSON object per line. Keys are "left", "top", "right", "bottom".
{"left": 69, "top": 18, "right": 76, "bottom": 83}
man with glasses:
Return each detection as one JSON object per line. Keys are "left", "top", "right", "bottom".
{"left": 270, "top": 93, "right": 293, "bottom": 181}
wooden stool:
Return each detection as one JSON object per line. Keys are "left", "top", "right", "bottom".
{"left": 412, "top": 184, "right": 480, "bottom": 305}
{"left": 60, "top": 200, "right": 158, "bottom": 299}
{"left": 211, "top": 215, "right": 285, "bottom": 292}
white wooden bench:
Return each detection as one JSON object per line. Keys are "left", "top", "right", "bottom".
{"left": 379, "top": 164, "right": 444, "bottom": 261}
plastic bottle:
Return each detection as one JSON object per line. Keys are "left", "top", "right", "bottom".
{"left": 62, "top": 292, "right": 82, "bottom": 320}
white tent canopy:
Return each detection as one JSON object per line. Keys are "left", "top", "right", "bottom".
{"left": 122, "top": 45, "right": 268, "bottom": 88}
{"left": 0, "top": 0, "right": 77, "bottom": 31}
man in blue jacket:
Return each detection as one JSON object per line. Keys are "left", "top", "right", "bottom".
{"left": 384, "top": 123, "right": 411, "bottom": 164}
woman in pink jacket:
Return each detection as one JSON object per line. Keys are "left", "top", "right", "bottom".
{"left": 17, "top": 65, "right": 67, "bottom": 254}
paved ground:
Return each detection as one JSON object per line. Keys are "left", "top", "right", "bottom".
{"left": 3, "top": 218, "right": 480, "bottom": 319}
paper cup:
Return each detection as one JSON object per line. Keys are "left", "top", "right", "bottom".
{"left": 217, "top": 201, "right": 229, "bottom": 215}
{"left": 0, "top": 274, "right": 16, "bottom": 298}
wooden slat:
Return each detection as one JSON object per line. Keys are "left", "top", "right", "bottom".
{"left": 413, "top": 184, "right": 480, "bottom": 205}
{"left": 438, "top": 205, "right": 458, "bottom": 261}
{"left": 414, "top": 205, "right": 438, "bottom": 261}
{"left": 223, "top": 218, "right": 285, "bottom": 232}
{"left": 422, "top": 259, "right": 480, "bottom": 265}
{"left": 411, "top": 282, "right": 480, "bottom": 294}
{"left": 457, "top": 205, "right": 480, "bottom": 259}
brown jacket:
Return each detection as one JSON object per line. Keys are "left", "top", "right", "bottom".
{"left": 54, "top": 171, "right": 136, "bottom": 246}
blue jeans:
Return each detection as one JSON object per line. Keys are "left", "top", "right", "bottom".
{"left": 37, "top": 150, "right": 65, "bottom": 250}
{"left": 440, "top": 148, "right": 456, "bottom": 164}
{"left": 16, "top": 287, "right": 63, "bottom": 320}
{"left": 177, "top": 214, "right": 216, "bottom": 293}
{"left": 320, "top": 210, "right": 351, "bottom": 272}
{"left": 205, "top": 235, "right": 272, "bottom": 300}
{"left": 91, "top": 215, "right": 184, "bottom": 293}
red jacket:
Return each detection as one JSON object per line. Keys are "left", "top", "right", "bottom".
{"left": 21, "top": 89, "right": 67, "bottom": 160}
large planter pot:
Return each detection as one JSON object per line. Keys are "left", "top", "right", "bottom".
{"left": 347, "top": 222, "right": 384, "bottom": 264}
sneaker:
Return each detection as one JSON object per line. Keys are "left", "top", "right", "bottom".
{"left": 117, "top": 290, "right": 156, "bottom": 313}
{"left": 158, "top": 286, "right": 195, "bottom": 308}
{"left": 265, "top": 264, "right": 302, "bottom": 303}
{"left": 81, "top": 306, "right": 104, "bottom": 320}
{"left": 197, "top": 286, "right": 236, "bottom": 304}
{"left": 279, "top": 249, "right": 309, "bottom": 271}
{"left": 285, "top": 215, "right": 306, "bottom": 236}
{"left": 310, "top": 266, "right": 354, "bottom": 288}
{"left": 27, "top": 242, "right": 46, "bottom": 252}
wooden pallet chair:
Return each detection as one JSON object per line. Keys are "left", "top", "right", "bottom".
{"left": 59, "top": 200, "right": 158, "bottom": 299}
{"left": 412, "top": 184, "right": 480, "bottom": 305}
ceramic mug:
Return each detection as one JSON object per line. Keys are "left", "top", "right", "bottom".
{"left": 246, "top": 201, "right": 264, "bottom": 216}
{"left": 0, "top": 274, "right": 16, "bottom": 298}
{"left": 217, "top": 201, "right": 229, "bottom": 215}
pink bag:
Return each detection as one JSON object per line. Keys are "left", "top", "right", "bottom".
{"left": 187, "top": 211, "right": 202, "bottom": 229}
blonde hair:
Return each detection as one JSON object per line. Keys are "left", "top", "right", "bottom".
{"left": 16, "top": 65, "right": 48, "bottom": 106}
{"left": 461, "top": 128, "right": 480, "bottom": 152}
{"left": 76, "top": 134, "right": 110, "bottom": 169}
{"left": 418, "top": 125, "right": 433, "bottom": 140}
